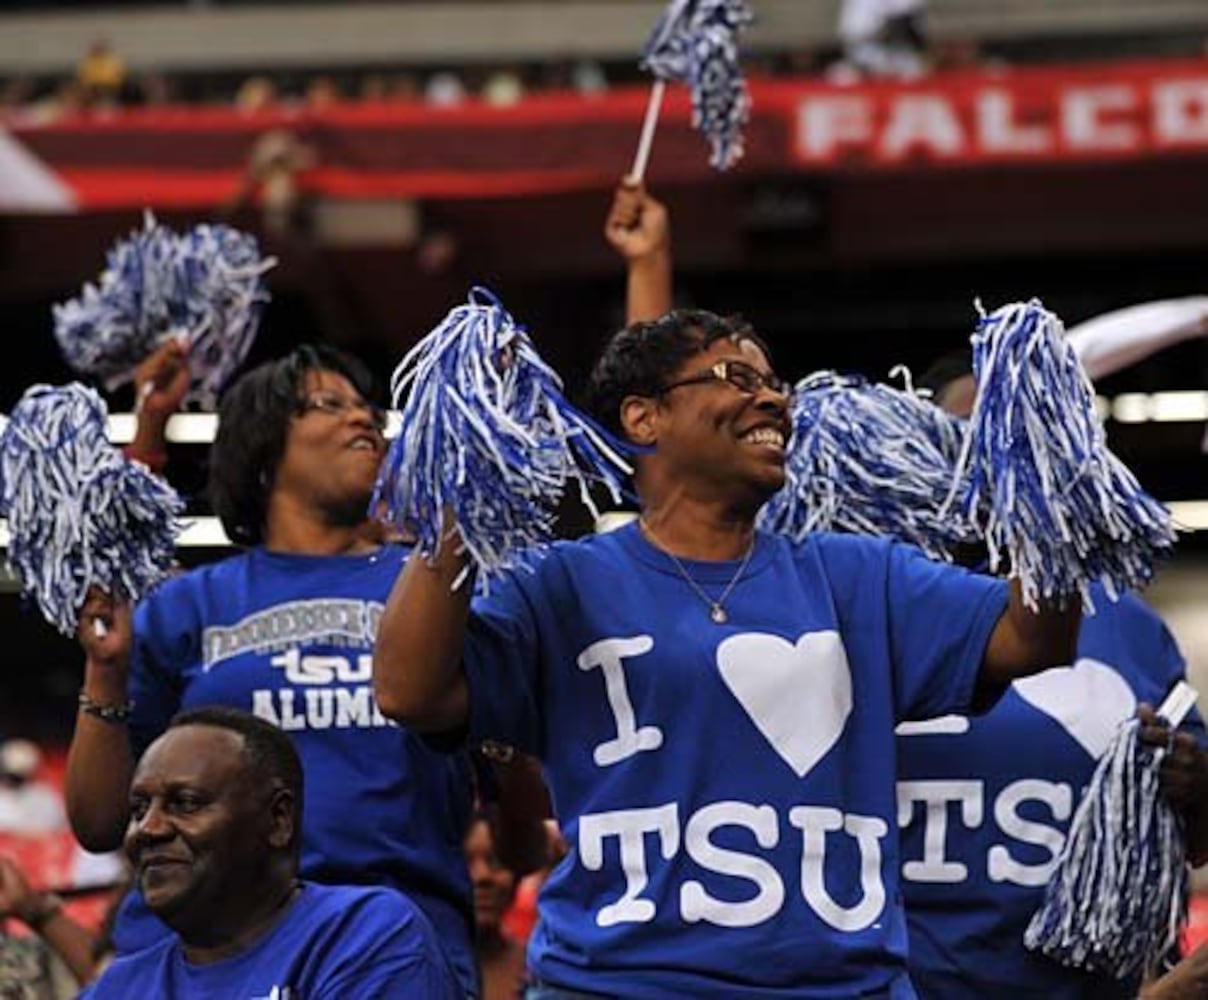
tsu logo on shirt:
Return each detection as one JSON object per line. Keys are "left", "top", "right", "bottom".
{"left": 202, "top": 599, "right": 396, "bottom": 732}
{"left": 897, "top": 658, "right": 1138, "bottom": 888}
{"left": 576, "top": 630, "right": 889, "bottom": 933}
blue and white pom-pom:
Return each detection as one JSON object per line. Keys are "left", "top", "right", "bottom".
{"left": 0, "top": 383, "right": 184, "bottom": 635}
{"left": 942, "top": 299, "right": 1176, "bottom": 611}
{"left": 372, "top": 287, "right": 632, "bottom": 587}
{"left": 759, "top": 370, "right": 975, "bottom": 560}
{"left": 53, "top": 212, "right": 275, "bottom": 409}
{"left": 1025, "top": 681, "right": 1197, "bottom": 979}
{"left": 642, "top": 0, "right": 754, "bottom": 170}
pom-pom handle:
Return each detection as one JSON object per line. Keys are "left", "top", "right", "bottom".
{"left": 1158, "top": 681, "right": 1198, "bottom": 728}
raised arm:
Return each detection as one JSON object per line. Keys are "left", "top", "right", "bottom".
{"left": 125, "top": 338, "right": 190, "bottom": 473}
{"left": 65, "top": 593, "right": 135, "bottom": 853}
{"left": 0, "top": 857, "right": 98, "bottom": 986}
{"left": 603, "top": 177, "right": 672, "bottom": 324}
{"left": 373, "top": 523, "right": 473, "bottom": 734}
{"left": 980, "top": 579, "right": 1081, "bottom": 689}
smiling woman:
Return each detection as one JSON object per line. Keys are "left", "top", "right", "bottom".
{"left": 63, "top": 344, "right": 479, "bottom": 996}
{"left": 371, "top": 308, "right": 1086, "bottom": 999}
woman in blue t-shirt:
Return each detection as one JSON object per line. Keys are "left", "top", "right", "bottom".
{"left": 65, "top": 344, "right": 479, "bottom": 996}
{"left": 372, "top": 309, "right": 1089, "bottom": 1000}
{"left": 893, "top": 354, "right": 1208, "bottom": 1000}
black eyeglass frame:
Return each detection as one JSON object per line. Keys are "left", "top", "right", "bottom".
{"left": 657, "top": 360, "right": 793, "bottom": 399}
{"left": 295, "top": 392, "right": 389, "bottom": 432}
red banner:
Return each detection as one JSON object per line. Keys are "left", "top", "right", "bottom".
{"left": 3, "top": 58, "right": 1208, "bottom": 213}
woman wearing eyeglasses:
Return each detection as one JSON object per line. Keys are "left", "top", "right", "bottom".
{"left": 373, "top": 308, "right": 1084, "bottom": 999}
{"left": 65, "top": 345, "right": 478, "bottom": 996}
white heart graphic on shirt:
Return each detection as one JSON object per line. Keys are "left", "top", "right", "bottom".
{"left": 1012, "top": 657, "right": 1136, "bottom": 758}
{"left": 717, "top": 630, "right": 852, "bottom": 778}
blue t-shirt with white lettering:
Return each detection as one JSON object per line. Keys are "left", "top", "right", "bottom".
{"left": 462, "top": 523, "right": 1009, "bottom": 999}
{"left": 897, "top": 587, "right": 1201, "bottom": 1000}
{"left": 83, "top": 881, "right": 460, "bottom": 999}
{"left": 113, "top": 545, "right": 476, "bottom": 996}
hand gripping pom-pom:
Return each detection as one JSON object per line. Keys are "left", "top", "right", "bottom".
{"left": 642, "top": 0, "right": 754, "bottom": 170}
{"left": 0, "top": 383, "right": 184, "bottom": 635}
{"left": 1025, "top": 681, "right": 1198, "bottom": 979}
{"left": 759, "top": 370, "right": 977, "bottom": 560}
{"left": 371, "top": 287, "right": 633, "bottom": 588}
{"left": 941, "top": 299, "right": 1176, "bottom": 612}
{"left": 53, "top": 212, "right": 275, "bottom": 409}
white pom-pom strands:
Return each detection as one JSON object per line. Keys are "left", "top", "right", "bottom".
{"left": 1025, "top": 681, "right": 1199, "bottom": 979}
{"left": 53, "top": 212, "right": 276, "bottom": 410}
{"left": 943, "top": 299, "right": 1175, "bottom": 612}
{"left": 642, "top": 0, "right": 754, "bottom": 171}
{"left": 759, "top": 371, "right": 976, "bottom": 560}
{"left": 372, "top": 287, "right": 632, "bottom": 587}
{"left": 0, "top": 384, "right": 183, "bottom": 635}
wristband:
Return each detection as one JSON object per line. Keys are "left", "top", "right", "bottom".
{"left": 78, "top": 691, "right": 133, "bottom": 724}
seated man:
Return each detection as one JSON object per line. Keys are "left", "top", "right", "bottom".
{"left": 82, "top": 707, "right": 459, "bottom": 998}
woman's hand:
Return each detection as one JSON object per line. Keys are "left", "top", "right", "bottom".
{"left": 77, "top": 588, "right": 133, "bottom": 679}
{"left": 604, "top": 178, "right": 670, "bottom": 264}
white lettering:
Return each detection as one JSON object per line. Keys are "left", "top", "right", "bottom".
{"left": 1062, "top": 85, "right": 1138, "bottom": 151}
{"left": 251, "top": 689, "right": 280, "bottom": 726}
{"left": 790, "top": 806, "right": 888, "bottom": 931}
{"left": 681, "top": 802, "right": 784, "bottom": 928}
{"left": 1154, "top": 80, "right": 1208, "bottom": 146}
{"left": 897, "top": 780, "right": 983, "bottom": 883}
{"left": 798, "top": 95, "right": 874, "bottom": 160}
{"left": 338, "top": 654, "right": 374, "bottom": 684}
{"left": 272, "top": 649, "right": 332, "bottom": 685}
{"left": 896, "top": 715, "right": 969, "bottom": 737}
{"left": 304, "top": 689, "right": 334, "bottom": 729}
{"left": 579, "top": 804, "right": 679, "bottom": 927}
{"left": 335, "top": 687, "right": 374, "bottom": 728}
{"left": 988, "top": 779, "right": 1072, "bottom": 887}
{"left": 976, "top": 89, "right": 1054, "bottom": 154}
{"left": 277, "top": 690, "right": 307, "bottom": 732}
{"left": 248, "top": 686, "right": 394, "bottom": 731}
{"left": 578, "top": 637, "right": 664, "bottom": 767}
{"left": 881, "top": 94, "right": 965, "bottom": 159}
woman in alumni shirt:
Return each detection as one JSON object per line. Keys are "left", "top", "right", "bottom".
{"left": 65, "top": 345, "right": 478, "bottom": 996}
{"left": 373, "top": 309, "right": 1087, "bottom": 999}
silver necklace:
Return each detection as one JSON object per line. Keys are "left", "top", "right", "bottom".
{"left": 640, "top": 519, "right": 756, "bottom": 624}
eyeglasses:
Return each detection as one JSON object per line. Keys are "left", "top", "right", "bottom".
{"left": 658, "top": 360, "right": 792, "bottom": 399}
{"left": 296, "top": 392, "right": 388, "bottom": 431}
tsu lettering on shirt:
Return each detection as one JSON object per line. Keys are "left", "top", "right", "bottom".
{"left": 897, "top": 588, "right": 1204, "bottom": 1000}
{"left": 81, "top": 883, "right": 460, "bottom": 999}
{"left": 463, "top": 524, "right": 1008, "bottom": 999}
{"left": 114, "top": 546, "right": 476, "bottom": 996}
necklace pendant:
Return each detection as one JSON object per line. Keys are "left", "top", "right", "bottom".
{"left": 709, "top": 604, "right": 728, "bottom": 624}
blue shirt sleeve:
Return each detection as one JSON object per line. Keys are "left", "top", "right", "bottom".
{"left": 816, "top": 535, "right": 1009, "bottom": 723}
{"left": 128, "top": 579, "right": 197, "bottom": 757}
{"left": 461, "top": 563, "right": 546, "bottom": 757}
{"left": 314, "top": 889, "right": 462, "bottom": 1000}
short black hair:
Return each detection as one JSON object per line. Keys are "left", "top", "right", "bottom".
{"left": 584, "top": 309, "right": 773, "bottom": 440}
{"left": 208, "top": 345, "right": 382, "bottom": 546}
{"left": 916, "top": 348, "right": 973, "bottom": 401}
{"left": 167, "top": 706, "right": 303, "bottom": 838}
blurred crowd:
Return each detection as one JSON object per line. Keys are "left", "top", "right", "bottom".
{"left": 0, "top": 25, "right": 1001, "bottom": 127}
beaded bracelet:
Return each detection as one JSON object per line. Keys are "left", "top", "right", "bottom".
{"left": 78, "top": 691, "right": 133, "bottom": 724}
{"left": 478, "top": 739, "right": 517, "bottom": 765}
